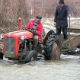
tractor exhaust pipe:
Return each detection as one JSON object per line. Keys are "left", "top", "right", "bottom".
{"left": 18, "top": 17, "right": 23, "bottom": 30}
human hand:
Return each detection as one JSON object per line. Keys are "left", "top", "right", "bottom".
{"left": 54, "top": 22, "right": 56, "bottom": 26}
{"left": 68, "top": 14, "right": 72, "bottom": 17}
{"left": 32, "top": 30, "right": 36, "bottom": 35}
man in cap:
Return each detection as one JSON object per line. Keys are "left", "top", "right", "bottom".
{"left": 25, "top": 15, "right": 43, "bottom": 49}
{"left": 54, "top": 0, "right": 71, "bottom": 40}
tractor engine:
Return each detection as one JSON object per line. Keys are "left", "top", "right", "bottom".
{"left": 3, "top": 30, "right": 33, "bottom": 59}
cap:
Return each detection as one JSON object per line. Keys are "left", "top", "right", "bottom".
{"left": 36, "top": 15, "right": 42, "bottom": 20}
{"left": 59, "top": 0, "right": 64, "bottom": 4}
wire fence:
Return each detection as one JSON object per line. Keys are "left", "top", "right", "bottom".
{"left": 27, "top": 0, "right": 80, "bottom": 17}
{"left": 0, "top": 0, "right": 80, "bottom": 33}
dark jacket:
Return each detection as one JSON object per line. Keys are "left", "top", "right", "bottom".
{"left": 54, "top": 5, "right": 71, "bottom": 27}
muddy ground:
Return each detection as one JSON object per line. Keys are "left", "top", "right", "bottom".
{"left": 0, "top": 55, "right": 80, "bottom": 80}
{"left": 0, "top": 18, "right": 80, "bottom": 80}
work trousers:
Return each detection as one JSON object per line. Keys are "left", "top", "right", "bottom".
{"left": 56, "top": 26, "right": 68, "bottom": 40}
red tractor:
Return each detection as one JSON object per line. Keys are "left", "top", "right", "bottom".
{"left": 0, "top": 18, "right": 61, "bottom": 63}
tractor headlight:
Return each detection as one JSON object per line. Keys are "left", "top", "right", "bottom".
{"left": 20, "top": 36, "right": 27, "bottom": 40}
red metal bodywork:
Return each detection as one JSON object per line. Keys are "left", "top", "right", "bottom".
{"left": 3, "top": 30, "right": 33, "bottom": 59}
{"left": 18, "top": 17, "right": 23, "bottom": 30}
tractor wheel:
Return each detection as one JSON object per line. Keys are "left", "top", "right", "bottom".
{"left": 0, "top": 52, "right": 3, "bottom": 59}
{"left": 25, "top": 50, "right": 37, "bottom": 63}
{"left": 44, "top": 30, "right": 61, "bottom": 60}
{"left": 0, "top": 48, "right": 3, "bottom": 60}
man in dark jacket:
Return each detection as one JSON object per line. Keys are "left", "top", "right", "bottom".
{"left": 54, "top": 0, "right": 71, "bottom": 40}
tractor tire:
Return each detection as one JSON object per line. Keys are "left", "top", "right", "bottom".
{"left": 0, "top": 48, "right": 3, "bottom": 60}
{"left": 0, "top": 52, "right": 3, "bottom": 60}
{"left": 25, "top": 50, "right": 37, "bottom": 63}
{"left": 44, "top": 30, "right": 61, "bottom": 60}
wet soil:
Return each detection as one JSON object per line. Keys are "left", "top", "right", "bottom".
{"left": 0, "top": 55, "right": 80, "bottom": 80}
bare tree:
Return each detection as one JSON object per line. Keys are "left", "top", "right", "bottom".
{"left": 0, "top": 0, "right": 29, "bottom": 33}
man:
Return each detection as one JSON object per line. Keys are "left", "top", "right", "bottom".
{"left": 54, "top": 0, "right": 71, "bottom": 40}
{"left": 25, "top": 15, "right": 43, "bottom": 49}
